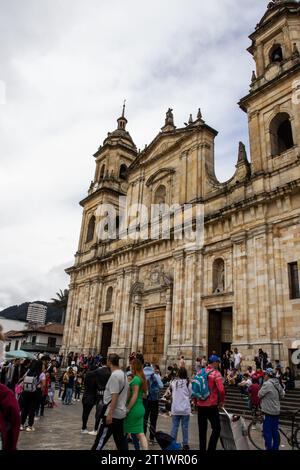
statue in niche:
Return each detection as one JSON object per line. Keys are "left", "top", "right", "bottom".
{"left": 213, "top": 259, "right": 225, "bottom": 294}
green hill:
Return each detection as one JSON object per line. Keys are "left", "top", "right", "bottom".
{"left": 0, "top": 301, "right": 63, "bottom": 324}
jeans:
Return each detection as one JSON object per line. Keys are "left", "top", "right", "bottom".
{"left": 197, "top": 406, "right": 221, "bottom": 451}
{"left": 171, "top": 415, "right": 190, "bottom": 446}
{"left": 65, "top": 387, "right": 73, "bottom": 404}
{"left": 49, "top": 382, "right": 55, "bottom": 403}
{"left": 263, "top": 414, "right": 280, "bottom": 451}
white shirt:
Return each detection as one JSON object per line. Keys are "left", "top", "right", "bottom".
{"left": 234, "top": 352, "right": 242, "bottom": 368}
{"left": 170, "top": 379, "right": 192, "bottom": 416}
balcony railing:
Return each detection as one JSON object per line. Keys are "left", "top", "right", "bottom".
{"left": 21, "top": 342, "right": 60, "bottom": 354}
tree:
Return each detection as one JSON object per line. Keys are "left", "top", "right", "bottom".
{"left": 51, "top": 289, "right": 69, "bottom": 325}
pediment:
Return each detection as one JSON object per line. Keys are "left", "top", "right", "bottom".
{"left": 146, "top": 168, "right": 176, "bottom": 187}
{"left": 137, "top": 128, "right": 191, "bottom": 167}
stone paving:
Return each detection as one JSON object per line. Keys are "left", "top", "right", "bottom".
{"left": 18, "top": 397, "right": 291, "bottom": 451}
{"left": 18, "top": 398, "right": 201, "bottom": 450}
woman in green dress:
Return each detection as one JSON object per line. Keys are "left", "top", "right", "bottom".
{"left": 124, "top": 358, "right": 148, "bottom": 450}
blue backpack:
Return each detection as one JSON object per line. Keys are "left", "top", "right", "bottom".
{"left": 191, "top": 369, "right": 213, "bottom": 400}
{"left": 148, "top": 374, "right": 160, "bottom": 401}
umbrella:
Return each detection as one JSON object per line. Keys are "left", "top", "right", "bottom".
{"left": 6, "top": 350, "right": 36, "bottom": 360}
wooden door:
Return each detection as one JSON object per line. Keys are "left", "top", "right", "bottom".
{"left": 143, "top": 309, "right": 165, "bottom": 365}
{"left": 208, "top": 310, "right": 222, "bottom": 357}
{"left": 100, "top": 322, "right": 113, "bottom": 358}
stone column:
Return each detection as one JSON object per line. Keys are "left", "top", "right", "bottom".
{"left": 164, "top": 288, "right": 173, "bottom": 357}
{"left": 137, "top": 306, "right": 146, "bottom": 353}
{"left": 132, "top": 303, "right": 141, "bottom": 353}
{"left": 111, "top": 270, "right": 125, "bottom": 347}
{"left": 60, "top": 283, "right": 75, "bottom": 354}
{"left": 92, "top": 278, "right": 104, "bottom": 353}
{"left": 80, "top": 282, "right": 92, "bottom": 353}
{"left": 232, "top": 231, "right": 248, "bottom": 341}
{"left": 180, "top": 152, "right": 188, "bottom": 204}
{"left": 170, "top": 249, "right": 185, "bottom": 346}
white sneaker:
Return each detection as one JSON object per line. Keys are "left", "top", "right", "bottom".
{"left": 26, "top": 426, "right": 35, "bottom": 432}
{"left": 20, "top": 425, "right": 24, "bottom": 431}
{"left": 77, "top": 399, "right": 80, "bottom": 402}
{"left": 81, "top": 429, "right": 89, "bottom": 434}
{"left": 88, "top": 430, "right": 97, "bottom": 436}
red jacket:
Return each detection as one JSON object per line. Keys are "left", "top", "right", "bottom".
{"left": 0, "top": 384, "right": 21, "bottom": 450}
{"left": 195, "top": 366, "right": 225, "bottom": 407}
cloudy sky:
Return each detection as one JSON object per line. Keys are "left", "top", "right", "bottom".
{"left": 0, "top": 0, "right": 267, "bottom": 310}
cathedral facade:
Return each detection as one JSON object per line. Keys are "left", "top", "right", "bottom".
{"left": 61, "top": 0, "right": 300, "bottom": 372}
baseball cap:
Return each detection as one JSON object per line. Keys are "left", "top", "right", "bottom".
{"left": 265, "top": 368, "right": 275, "bottom": 377}
{"left": 208, "top": 355, "right": 221, "bottom": 363}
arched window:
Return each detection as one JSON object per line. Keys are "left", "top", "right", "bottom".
{"left": 105, "top": 286, "right": 113, "bottom": 311}
{"left": 269, "top": 44, "right": 283, "bottom": 64}
{"left": 270, "top": 112, "right": 294, "bottom": 156}
{"left": 154, "top": 185, "right": 167, "bottom": 205}
{"left": 100, "top": 164, "right": 106, "bottom": 179}
{"left": 119, "top": 163, "right": 127, "bottom": 180}
{"left": 86, "top": 215, "right": 96, "bottom": 242}
{"left": 213, "top": 258, "right": 225, "bottom": 294}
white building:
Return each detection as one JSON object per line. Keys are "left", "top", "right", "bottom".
{"left": 26, "top": 303, "right": 47, "bottom": 325}
{"left": 5, "top": 323, "right": 64, "bottom": 355}
{"left": 0, "top": 317, "right": 27, "bottom": 333}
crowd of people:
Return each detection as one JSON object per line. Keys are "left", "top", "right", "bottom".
{"left": 0, "top": 324, "right": 298, "bottom": 452}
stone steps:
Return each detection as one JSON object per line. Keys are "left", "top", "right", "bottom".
{"left": 225, "top": 386, "right": 300, "bottom": 426}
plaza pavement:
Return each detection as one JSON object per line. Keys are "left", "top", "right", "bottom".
{"left": 18, "top": 399, "right": 205, "bottom": 450}
{"left": 18, "top": 397, "right": 291, "bottom": 451}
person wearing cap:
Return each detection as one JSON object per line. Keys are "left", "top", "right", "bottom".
{"left": 258, "top": 368, "right": 285, "bottom": 451}
{"left": 195, "top": 355, "right": 225, "bottom": 451}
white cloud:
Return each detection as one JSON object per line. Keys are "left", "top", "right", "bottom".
{"left": 0, "top": 0, "right": 267, "bottom": 309}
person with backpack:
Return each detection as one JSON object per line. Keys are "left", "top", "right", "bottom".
{"left": 170, "top": 367, "right": 192, "bottom": 450}
{"left": 258, "top": 368, "right": 285, "bottom": 451}
{"left": 20, "top": 360, "right": 43, "bottom": 432}
{"left": 193, "top": 355, "right": 225, "bottom": 451}
{"left": 143, "top": 363, "right": 164, "bottom": 444}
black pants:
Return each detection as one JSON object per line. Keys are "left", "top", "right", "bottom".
{"left": 21, "top": 391, "right": 39, "bottom": 427}
{"left": 92, "top": 416, "right": 128, "bottom": 451}
{"left": 144, "top": 400, "right": 159, "bottom": 440}
{"left": 197, "top": 406, "right": 221, "bottom": 451}
{"left": 82, "top": 395, "right": 100, "bottom": 431}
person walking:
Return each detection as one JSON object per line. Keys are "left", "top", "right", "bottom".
{"left": 124, "top": 359, "right": 148, "bottom": 450}
{"left": 63, "top": 367, "right": 75, "bottom": 405}
{"left": 20, "top": 360, "right": 43, "bottom": 432}
{"left": 143, "top": 363, "right": 164, "bottom": 444}
{"left": 258, "top": 368, "right": 285, "bottom": 451}
{"left": 195, "top": 355, "right": 225, "bottom": 451}
{"left": 92, "top": 353, "right": 128, "bottom": 451}
{"left": 170, "top": 367, "right": 192, "bottom": 450}
{"left": 88, "top": 359, "right": 111, "bottom": 436}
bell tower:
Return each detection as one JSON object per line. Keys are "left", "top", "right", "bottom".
{"left": 239, "top": 0, "right": 300, "bottom": 174}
